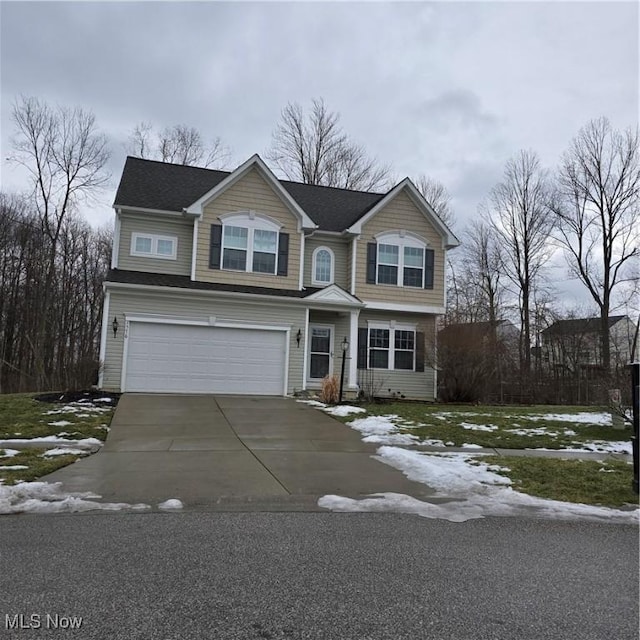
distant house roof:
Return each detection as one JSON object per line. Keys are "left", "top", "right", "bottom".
{"left": 439, "top": 319, "right": 517, "bottom": 340}
{"left": 541, "top": 316, "right": 627, "bottom": 337}
{"left": 113, "top": 156, "right": 388, "bottom": 233}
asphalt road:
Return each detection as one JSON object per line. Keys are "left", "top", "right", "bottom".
{"left": 0, "top": 512, "right": 637, "bottom": 640}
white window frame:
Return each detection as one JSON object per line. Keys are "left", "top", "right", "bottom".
{"left": 130, "top": 233, "right": 177, "bottom": 260}
{"left": 367, "top": 321, "right": 417, "bottom": 371}
{"left": 375, "top": 231, "right": 427, "bottom": 288}
{"left": 219, "top": 211, "right": 281, "bottom": 275}
{"left": 311, "top": 246, "right": 335, "bottom": 285}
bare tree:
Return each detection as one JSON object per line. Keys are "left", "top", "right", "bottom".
{"left": 413, "top": 175, "right": 456, "bottom": 229}
{"left": 550, "top": 117, "right": 640, "bottom": 373}
{"left": 126, "top": 121, "right": 231, "bottom": 169}
{"left": 267, "top": 98, "right": 391, "bottom": 191}
{"left": 485, "top": 150, "right": 553, "bottom": 378}
{"left": 8, "top": 96, "right": 111, "bottom": 389}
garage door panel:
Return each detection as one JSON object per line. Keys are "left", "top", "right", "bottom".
{"left": 124, "top": 323, "right": 286, "bottom": 395}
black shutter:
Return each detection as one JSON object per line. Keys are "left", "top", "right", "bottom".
{"left": 424, "top": 249, "right": 434, "bottom": 289}
{"left": 366, "top": 243, "right": 377, "bottom": 284}
{"left": 415, "top": 331, "right": 425, "bottom": 372}
{"left": 357, "top": 328, "right": 368, "bottom": 369}
{"left": 277, "top": 233, "right": 289, "bottom": 276}
{"left": 209, "top": 224, "right": 222, "bottom": 269}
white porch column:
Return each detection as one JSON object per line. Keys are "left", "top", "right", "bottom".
{"left": 348, "top": 309, "right": 360, "bottom": 389}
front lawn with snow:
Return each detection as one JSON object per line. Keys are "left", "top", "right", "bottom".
{"left": 304, "top": 400, "right": 637, "bottom": 515}
{"left": 342, "top": 402, "right": 633, "bottom": 453}
{"left": 0, "top": 392, "right": 117, "bottom": 485}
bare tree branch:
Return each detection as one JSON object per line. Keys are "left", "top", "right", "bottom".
{"left": 267, "top": 98, "right": 391, "bottom": 191}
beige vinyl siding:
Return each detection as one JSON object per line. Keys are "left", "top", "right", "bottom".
{"left": 304, "top": 236, "right": 350, "bottom": 290}
{"left": 307, "top": 310, "right": 351, "bottom": 386}
{"left": 117, "top": 212, "right": 193, "bottom": 276}
{"left": 355, "top": 190, "right": 445, "bottom": 306}
{"left": 358, "top": 309, "right": 436, "bottom": 401}
{"left": 195, "top": 167, "right": 301, "bottom": 290}
{"left": 102, "top": 287, "right": 306, "bottom": 394}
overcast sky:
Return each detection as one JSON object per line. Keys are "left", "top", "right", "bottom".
{"left": 1, "top": 1, "right": 638, "bottom": 310}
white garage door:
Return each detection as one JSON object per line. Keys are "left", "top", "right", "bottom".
{"left": 124, "top": 322, "right": 287, "bottom": 395}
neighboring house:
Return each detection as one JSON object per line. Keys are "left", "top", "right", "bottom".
{"left": 99, "top": 155, "right": 458, "bottom": 399}
{"left": 540, "top": 315, "right": 638, "bottom": 373}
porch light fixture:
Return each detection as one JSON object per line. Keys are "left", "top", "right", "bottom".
{"left": 296, "top": 328, "right": 302, "bottom": 347}
{"left": 112, "top": 316, "right": 119, "bottom": 338}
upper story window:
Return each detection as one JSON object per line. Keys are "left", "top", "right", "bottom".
{"left": 130, "top": 233, "right": 177, "bottom": 260}
{"left": 367, "top": 231, "right": 434, "bottom": 289}
{"left": 210, "top": 212, "right": 289, "bottom": 277}
{"left": 312, "top": 246, "right": 334, "bottom": 285}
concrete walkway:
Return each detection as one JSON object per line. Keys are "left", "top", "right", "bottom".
{"left": 44, "top": 394, "right": 435, "bottom": 509}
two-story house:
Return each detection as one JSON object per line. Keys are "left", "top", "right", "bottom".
{"left": 98, "top": 154, "right": 459, "bottom": 400}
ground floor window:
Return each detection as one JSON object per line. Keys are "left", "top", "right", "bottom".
{"left": 368, "top": 325, "right": 415, "bottom": 371}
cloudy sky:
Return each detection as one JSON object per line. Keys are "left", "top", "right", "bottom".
{"left": 1, "top": 0, "right": 638, "bottom": 308}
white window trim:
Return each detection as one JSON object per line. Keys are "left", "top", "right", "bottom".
{"left": 130, "top": 232, "right": 177, "bottom": 260}
{"left": 220, "top": 212, "right": 281, "bottom": 275}
{"left": 366, "top": 321, "right": 417, "bottom": 372}
{"left": 374, "top": 231, "right": 427, "bottom": 288}
{"left": 311, "top": 246, "right": 335, "bottom": 285}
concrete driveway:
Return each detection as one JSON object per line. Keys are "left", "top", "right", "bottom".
{"left": 45, "top": 394, "right": 433, "bottom": 509}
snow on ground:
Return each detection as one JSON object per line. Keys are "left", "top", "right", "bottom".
{"left": 42, "top": 448, "right": 88, "bottom": 457}
{"left": 45, "top": 404, "right": 111, "bottom": 415}
{"left": 48, "top": 420, "right": 73, "bottom": 427}
{"left": 0, "top": 482, "right": 150, "bottom": 515}
{"left": 347, "top": 415, "right": 421, "bottom": 446}
{"left": 525, "top": 412, "right": 612, "bottom": 425}
{"left": 158, "top": 498, "right": 184, "bottom": 510}
{"left": 296, "top": 399, "right": 327, "bottom": 407}
{"left": 505, "top": 427, "right": 560, "bottom": 437}
{"left": 0, "top": 449, "right": 20, "bottom": 458}
{"left": 532, "top": 441, "right": 633, "bottom": 455}
{"left": 319, "top": 448, "right": 639, "bottom": 524}
{"left": 0, "top": 436, "right": 102, "bottom": 449}
{"left": 1, "top": 465, "right": 28, "bottom": 471}
{"left": 323, "top": 405, "right": 367, "bottom": 417}
{"left": 460, "top": 422, "right": 498, "bottom": 432}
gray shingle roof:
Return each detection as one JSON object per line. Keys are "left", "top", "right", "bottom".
{"left": 106, "top": 269, "right": 323, "bottom": 298}
{"left": 541, "top": 316, "right": 627, "bottom": 336}
{"left": 113, "top": 156, "right": 386, "bottom": 232}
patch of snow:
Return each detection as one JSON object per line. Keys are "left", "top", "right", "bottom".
{"left": 564, "top": 429, "right": 577, "bottom": 436}
{"left": 460, "top": 422, "right": 498, "bottom": 432}
{"left": 158, "top": 498, "right": 183, "bottom": 510}
{"left": 445, "top": 441, "right": 455, "bottom": 446}
{"left": 45, "top": 403, "right": 111, "bottom": 415}
{"left": 94, "top": 397, "right": 113, "bottom": 403}
{"left": 363, "top": 434, "right": 421, "bottom": 445}
{"left": 0, "top": 436, "right": 102, "bottom": 450}
{"left": 573, "top": 441, "right": 632, "bottom": 455}
{"left": 462, "top": 443, "right": 484, "bottom": 449}
{"left": 0, "top": 482, "right": 150, "bottom": 515}
{"left": 42, "top": 448, "right": 87, "bottom": 457}
{"left": 319, "top": 447, "right": 639, "bottom": 524}
{"left": 505, "top": 427, "right": 559, "bottom": 437}
{"left": 0, "top": 449, "right": 20, "bottom": 458}
{"left": 322, "top": 405, "right": 367, "bottom": 417}
{"left": 525, "top": 412, "right": 612, "bottom": 425}
{"left": 599, "top": 468, "right": 616, "bottom": 473}
{"left": 296, "top": 399, "right": 326, "bottom": 407}
{"left": 0, "top": 465, "right": 28, "bottom": 471}
{"left": 48, "top": 420, "right": 73, "bottom": 427}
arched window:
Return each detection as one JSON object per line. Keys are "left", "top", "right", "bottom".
{"left": 312, "top": 246, "right": 334, "bottom": 285}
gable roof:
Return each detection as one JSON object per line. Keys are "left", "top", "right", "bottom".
{"left": 113, "top": 156, "right": 451, "bottom": 236}
{"left": 541, "top": 316, "right": 627, "bottom": 337}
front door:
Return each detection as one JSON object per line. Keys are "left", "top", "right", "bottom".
{"left": 309, "top": 325, "right": 333, "bottom": 380}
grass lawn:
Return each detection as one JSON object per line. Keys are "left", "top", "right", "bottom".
{"left": 353, "top": 402, "right": 632, "bottom": 450}
{"left": 0, "top": 392, "right": 116, "bottom": 485}
{"left": 476, "top": 456, "right": 638, "bottom": 508}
